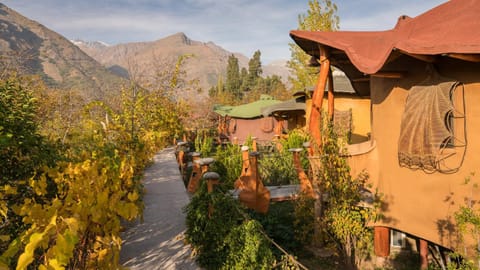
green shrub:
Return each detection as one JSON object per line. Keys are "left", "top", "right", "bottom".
{"left": 209, "top": 143, "right": 242, "bottom": 188}
{"left": 184, "top": 182, "right": 276, "bottom": 269}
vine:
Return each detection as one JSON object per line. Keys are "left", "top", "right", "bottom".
{"left": 316, "top": 121, "right": 380, "bottom": 269}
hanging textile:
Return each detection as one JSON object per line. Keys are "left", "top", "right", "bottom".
{"left": 398, "top": 70, "right": 464, "bottom": 173}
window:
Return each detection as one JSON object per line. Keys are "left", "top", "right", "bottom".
{"left": 391, "top": 229, "right": 406, "bottom": 248}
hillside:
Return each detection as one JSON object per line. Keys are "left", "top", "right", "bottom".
{"left": 0, "top": 2, "right": 291, "bottom": 100}
{"left": 0, "top": 3, "right": 124, "bottom": 99}
{"left": 74, "top": 32, "right": 249, "bottom": 94}
{"left": 75, "top": 33, "right": 292, "bottom": 96}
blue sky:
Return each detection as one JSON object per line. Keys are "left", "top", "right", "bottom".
{"left": 2, "top": 0, "right": 446, "bottom": 64}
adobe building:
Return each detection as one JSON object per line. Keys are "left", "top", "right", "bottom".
{"left": 213, "top": 94, "right": 284, "bottom": 144}
{"left": 290, "top": 0, "right": 480, "bottom": 266}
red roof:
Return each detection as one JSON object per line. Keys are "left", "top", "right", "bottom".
{"left": 290, "top": 0, "right": 480, "bottom": 74}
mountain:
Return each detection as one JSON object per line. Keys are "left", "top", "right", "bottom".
{"left": 263, "top": 59, "right": 291, "bottom": 82}
{"left": 0, "top": 3, "right": 124, "bottom": 99}
{"left": 74, "top": 32, "right": 254, "bottom": 95}
{"left": 75, "top": 33, "right": 292, "bottom": 95}
{"left": 0, "top": 2, "right": 291, "bottom": 101}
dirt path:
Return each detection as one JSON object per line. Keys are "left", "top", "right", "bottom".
{"left": 120, "top": 147, "right": 199, "bottom": 270}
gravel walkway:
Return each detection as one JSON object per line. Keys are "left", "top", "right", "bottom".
{"left": 120, "top": 147, "right": 200, "bottom": 270}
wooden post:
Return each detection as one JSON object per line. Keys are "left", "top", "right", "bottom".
{"left": 374, "top": 226, "right": 390, "bottom": 257}
{"left": 274, "top": 118, "right": 284, "bottom": 137}
{"left": 309, "top": 45, "right": 330, "bottom": 152}
{"left": 250, "top": 151, "right": 270, "bottom": 213}
{"left": 234, "top": 146, "right": 251, "bottom": 190}
{"left": 327, "top": 68, "right": 334, "bottom": 121}
{"left": 176, "top": 141, "right": 188, "bottom": 175}
{"left": 308, "top": 46, "right": 330, "bottom": 246}
{"left": 204, "top": 172, "right": 220, "bottom": 217}
{"left": 187, "top": 152, "right": 202, "bottom": 193}
{"left": 419, "top": 239, "right": 429, "bottom": 269}
{"left": 274, "top": 134, "right": 282, "bottom": 151}
{"left": 252, "top": 137, "right": 258, "bottom": 152}
{"left": 289, "top": 148, "right": 315, "bottom": 198}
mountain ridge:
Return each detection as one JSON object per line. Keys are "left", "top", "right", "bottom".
{"left": 1, "top": 2, "right": 291, "bottom": 100}
{"left": 75, "top": 32, "right": 291, "bottom": 93}
{"left": 0, "top": 2, "right": 124, "bottom": 99}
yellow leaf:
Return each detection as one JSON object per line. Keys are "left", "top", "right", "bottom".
{"left": 98, "top": 249, "right": 108, "bottom": 261}
{"left": 48, "top": 259, "right": 64, "bottom": 270}
{"left": 3, "top": 184, "right": 17, "bottom": 195}
{"left": 127, "top": 191, "right": 138, "bottom": 202}
{"left": 16, "top": 232, "right": 45, "bottom": 270}
{"left": 0, "top": 235, "right": 10, "bottom": 242}
{"left": 63, "top": 217, "right": 79, "bottom": 233}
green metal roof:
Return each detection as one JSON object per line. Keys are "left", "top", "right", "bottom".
{"left": 260, "top": 98, "right": 306, "bottom": 117}
{"left": 213, "top": 94, "right": 282, "bottom": 119}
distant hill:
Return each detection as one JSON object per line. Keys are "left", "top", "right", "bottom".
{"left": 74, "top": 32, "right": 249, "bottom": 94}
{"left": 74, "top": 33, "right": 292, "bottom": 96}
{"left": 263, "top": 59, "right": 291, "bottom": 83}
{"left": 0, "top": 3, "right": 124, "bottom": 99}
{"left": 0, "top": 2, "right": 291, "bottom": 101}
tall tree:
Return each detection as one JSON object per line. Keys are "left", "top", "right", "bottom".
{"left": 239, "top": 67, "right": 249, "bottom": 92}
{"left": 225, "top": 54, "right": 241, "bottom": 99}
{"left": 287, "top": 0, "right": 339, "bottom": 92}
{"left": 245, "top": 50, "right": 262, "bottom": 91}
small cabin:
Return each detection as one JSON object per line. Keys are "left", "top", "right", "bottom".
{"left": 290, "top": 0, "right": 480, "bottom": 266}
{"left": 214, "top": 94, "right": 285, "bottom": 144}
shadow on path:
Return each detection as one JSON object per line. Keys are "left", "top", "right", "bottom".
{"left": 120, "top": 147, "right": 199, "bottom": 270}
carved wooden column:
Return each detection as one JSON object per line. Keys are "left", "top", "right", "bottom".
{"left": 235, "top": 150, "right": 270, "bottom": 213}
{"left": 327, "top": 67, "right": 335, "bottom": 121}
{"left": 249, "top": 151, "right": 270, "bottom": 213}
{"left": 204, "top": 171, "right": 220, "bottom": 217}
{"left": 234, "top": 145, "right": 251, "bottom": 190}
{"left": 252, "top": 136, "right": 258, "bottom": 152}
{"left": 309, "top": 45, "right": 330, "bottom": 152}
{"left": 187, "top": 152, "right": 202, "bottom": 193}
{"left": 289, "top": 148, "right": 315, "bottom": 198}
{"left": 176, "top": 141, "right": 188, "bottom": 175}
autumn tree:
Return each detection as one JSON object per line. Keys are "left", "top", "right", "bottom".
{"left": 0, "top": 56, "right": 189, "bottom": 269}
{"left": 288, "top": 0, "right": 339, "bottom": 92}
{"left": 0, "top": 75, "right": 59, "bottom": 259}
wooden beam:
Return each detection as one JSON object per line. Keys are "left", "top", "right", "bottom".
{"left": 309, "top": 45, "right": 330, "bottom": 151}
{"left": 352, "top": 77, "right": 370, "bottom": 82}
{"left": 371, "top": 71, "right": 405, "bottom": 78}
{"left": 408, "top": 53, "right": 437, "bottom": 63}
{"left": 445, "top": 53, "right": 480, "bottom": 62}
{"left": 396, "top": 49, "right": 437, "bottom": 63}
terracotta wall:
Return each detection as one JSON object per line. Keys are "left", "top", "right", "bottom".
{"left": 356, "top": 56, "right": 480, "bottom": 252}
{"left": 305, "top": 92, "right": 372, "bottom": 143}
{"left": 331, "top": 93, "right": 371, "bottom": 143}
{"left": 228, "top": 116, "right": 281, "bottom": 144}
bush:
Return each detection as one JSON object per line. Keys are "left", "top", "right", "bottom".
{"left": 0, "top": 77, "right": 60, "bottom": 262}
{"left": 184, "top": 182, "right": 276, "bottom": 269}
